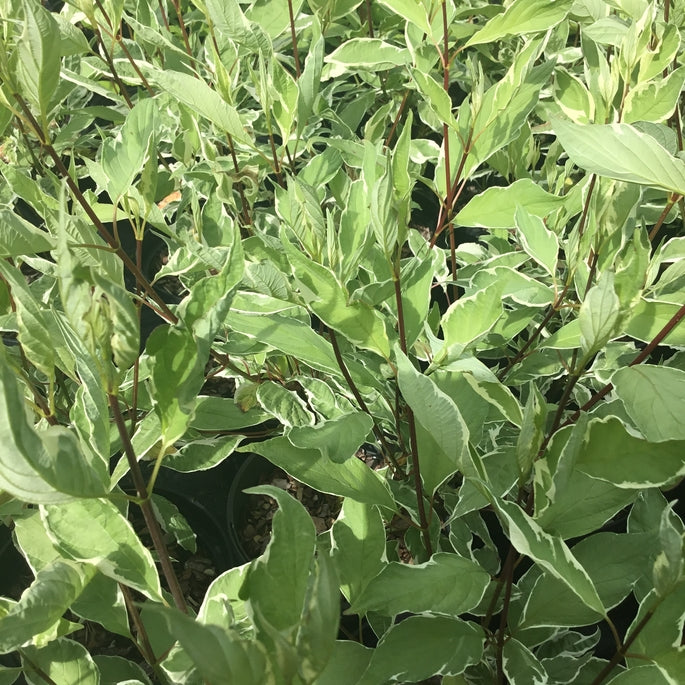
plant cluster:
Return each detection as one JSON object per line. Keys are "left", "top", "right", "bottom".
{"left": 1, "top": 0, "right": 685, "bottom": 683}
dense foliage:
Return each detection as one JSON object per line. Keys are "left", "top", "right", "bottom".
{"left": 1, "top": 0, "right": 685, "bottom": 683}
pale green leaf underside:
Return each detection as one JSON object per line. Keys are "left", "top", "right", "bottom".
{"left": 238, "top": 438, "right": 396, "bottom": 511}
{"left": 466, "top": 0, "right": 573, "bottom": 47}
{"left": 349, "top": 553, "right": 490, "bottom": 617}
{"left": 552, "top": 119, "right": 685, "bottom": 195}
{"left": 456, "top": 179, "right": 564, "bottom": 229}
{"left": 612, "top": 365, "right": 685, "bottom": 442}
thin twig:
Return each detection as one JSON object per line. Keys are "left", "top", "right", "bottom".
{"left": 121, "top": 584, "right": 158, "bottom": 665}
{"left": 287, "top": 0, "right": 301, "bottom": 78}
{"left": 109, "top": 394, "right": 188, "bottom": 613}
{"left": 169, "top": 0, "right": 193, "bottom": 59}
{"left": 393, "top": 275, "right": 432, "bottom": 556}
{"left": 328, "top": 329, "right": 398, "bottom": 470}
{"left": 648, "top": 194, "right": 679, "bottom": 242}
{"left": 365, "top": 0, "right": 374, "bottom": 37}
{"left": 497, "top": 282, "right": 571, "bottom": 380}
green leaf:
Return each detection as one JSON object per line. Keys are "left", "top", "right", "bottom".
{"left": 502, "top": 638, "right": 548, "bottom": 684}
{"left": 178, "top": 226, "right": 244, "bottom": 349}
{"left": 626, "top": 582, "right": 685, "bottom": 663}
{"left": 238, "top": 437, "right": 396, "bottom": 511}
{"left": 101, "top": 99, "right": 158, "bottom": 201}
{"left": 392, "top": 109, "right": 412, "bottom": 202}
{"left": 492, "top": 498, "right": 606, "bottom": 618}
{"left": 90, "top": 273, "right": 140, "bottom": 373}
{"left": 338, "top": 179, "right": 371, "bottom": 284}
{"left": 71, "top": 574, "right": 132, "bottom": 641}
{"left": 0, "top": 261, "right": 55, "bottom": 377}
{"left": 348, "top": 553, "right": 490, "bottom": 617}
{"left": 190, "top": 396, "right": 270, "bottom": 432}
{"left": 94, "top": 655, "right": 152, "bottom": 685}
{"left": 53, "top": 12, "right": 90, "bottom": 56}
{"left": 43, "top": 498, "right": 163, "bottom": 601}
{"left": 652, "top": 648, "right": 685, "bottom": 684}
{"left": 247, "top": 0, "right": 305, "bottom": 39}
{"left": 400, "top": 254, "right": 435, "bottom": 348}
{"left": 456, "top": 179, "right": 564, "bottom": 229}
{"left": 324, "top": 38, "right": 411, "bottom": 75}
{"left": 624, "top": 66, "right": 685, "bottom": 125}
{"left": 0, "top": 559, "right": 96, "bottom": 654}
{"left": 360, "top": 616, "right": 484, "bottom": 684}
{"left": 225, "top": 310, "right": 352, "bottom": 379}
{"left": 314, "top": 641, "right": 373, "bottom": 685}
{"left": 465, "top": 0, "right": 573, "bottom": 47}
{"left": 257, "top": 381, "right": 315, "bottom": 428}
{"left": 297, "top": 32, "right": 324, "bottom": 134}
{"left": 579, "top": 272, "right": 622, "bottom": 356}
{"left": 15, "top": 0, "right": 61, "bottom": 125}
{"left": 534, "top": 425, "right": 636, "bottom": 539}
{"left": 605, "top": 665, "right": 673, "bottom": 685}
{"left": 411, "top": 69, "right": 458, "bottom": 129}
{"left": 13, "top": 510, "right": 131, "bottom": 639}
{"left": 519, "top": 532, "right": 653, "bottom": 629}
{"left": 147, "top": 69, "right": 251, "bottom": 145}
{"left": 625, "top": 299, "right": 685, "bottom": 347}
{"left": 466, "top": 55, "right": 554, "bottom": 176}
{"left": 516, "top": 384, "right": 547, "bottom": 483}
{"left": 554, "top": 66, "right": 594, "bottom": 124}
{"left": 331, "top": 499, "right": 386, "bottom": 603}
{"left": 22, "top": 638, "right": 99, "bottom": 685}
{"left": 147, "top": 327, "right": 205, "bottom": 448}
{"left": 288, "top": 413, "right": 373, "bottom": 463}
{"left": 271, "top": 58, "right": 298, "bottom": 141}
{"left": 377, "top": 0, "right": 432, "bottom": 35}
{"left": 277, "top": 177, "right": 326, "bottom": 260}
{"left": 612, "top": 366, "right": 685, "bottom": 442}
{"left": 370, "top": 157, "right": 399, "bottom": 259}
{"left": 13, "top": 508, "right": 60, "bottom": 571}
{"left": 0, "top": 207, "right": 54, "bottom": 257}
{"left": 297, "top": 148, "right": 343, "bottom": 191}
{"left": 652, "top": 506, "right": 684, "bottom": 597}
{"left": 434, "top": 369, "right": 522, "bottom": 433}
{"left": 515, "top": 205, "right": 559, "bottom": 276}
{"left": 440, "top": 283, "right": 503, "bottom": 349}
{"left": 145, "top": 605, "right": 271, "bottom": 684}
{"left": 575, "top": 417, "right": 685, "bottom": 488}
{"left": 151, "top": 494, "right": 197, "bottom": 554}
{"left": 0, "top": 349, "right": 108, "bottom": 503}
{"left": 296, "top": 553, "right": 340, "bottom": 681}
{"left": 539, "top": 320, "right": 580, "bottom": 350}
{"left": 282, "top": 231, "right": 391, "bottom": 358}
{"left": 491, "top": 268, "right": 555, "bottom": 307}
{"left": 206, "top": 0, "right": 273, "bottom": 50}
{"left": 395, "top": 347, "right": 469, "bottom": 492}
{"left": 242, "top": 485, "right": 316, "bottom": 632}
{"left": 70, "top": 351, "right": 111, "bottom": 472}
{"left": 552, "top": 118, "right": 685, "bottom": 195}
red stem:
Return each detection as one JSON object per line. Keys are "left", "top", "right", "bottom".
{"left": 287, "top": 0, "right": 301, "bottom": 78}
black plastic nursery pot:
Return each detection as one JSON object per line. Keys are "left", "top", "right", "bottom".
{"left": 129, "top": 454, "right": 250, "bottom": 573}
{"left": 225, "top": 452, "right": 274, "bottom": 564}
